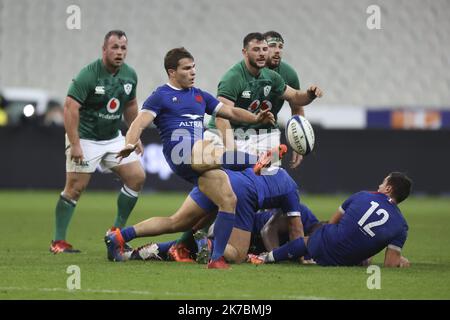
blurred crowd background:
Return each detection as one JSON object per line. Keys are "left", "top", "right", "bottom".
{"left": 0, "top": 0, "right": 449, "bottom": 194}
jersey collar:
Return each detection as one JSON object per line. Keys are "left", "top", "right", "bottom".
{"left": 166, "top": 82, "right": 188, "bottom": 91}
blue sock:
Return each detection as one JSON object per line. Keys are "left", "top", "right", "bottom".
{"left": 156, "top": 240, "right": 177, "bottom": 255}
{"left": 272, "top": 238, "right": 307, "bottom": 262}
{"left": 211, "top": 212, "right": 235, "bottom": 261}
{"left": 120, "top": 226, "right": 137, "bottom": 243}
{"left": 221, "top": 151, "right": 257, "bottom": 171}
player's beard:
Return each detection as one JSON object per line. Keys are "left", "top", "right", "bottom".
{"left": 268, "top": 56, "right": 281, "bottom": 68}
{"left": 248, "top": 56, "right": 265, "bottom": 70}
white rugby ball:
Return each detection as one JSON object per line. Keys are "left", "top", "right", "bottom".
{"left": 285, "top": 115, "right": 315, "bottom": 155}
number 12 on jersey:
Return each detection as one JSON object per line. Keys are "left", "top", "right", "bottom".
{"left": 358, "top": 201, "right": 390, "bottom": 237}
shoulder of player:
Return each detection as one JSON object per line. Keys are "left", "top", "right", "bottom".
{"left": 149, "top": 84, "right": 172, "bottom": 97}
{"left": 262, "top": 67, "right": 284, "bottom": 81}
{"left": 75, "top": 59, "right": 100, "bottom": 77}
{"left": 220, "top": 61, "right": 246, "bottom": 82}
{"left": 70, "top": 59, "right": 99, "bottom": 88}
{"left": 279, "top": 61, "right": 298, "bottom": 73}
{"left": 276, "top": 62, "right": 299, "bottom": 84}
{"left": 121, "top": 62, "right": 138, "bottom": 79}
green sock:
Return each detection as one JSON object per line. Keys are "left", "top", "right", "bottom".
{"left": 176, "top": 229, "right": 196, "bottom": 251}
{"left": 54, "top": 195, "right": 76, "bottom": 241}
{"left": 114, "top": 186, "right": 138, "bottom": 228}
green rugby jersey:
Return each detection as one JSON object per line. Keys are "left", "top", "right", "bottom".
{"left": 67, "top": 59, "right": 137, "bottom": 140}
{"left": 207, "top": 60, "right": 286, "bottom": 131}
{"left": 270, "top": 61, "right": 300, "bottom": 114}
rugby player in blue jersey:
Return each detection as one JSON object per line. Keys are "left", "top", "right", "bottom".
{"left": 107, "top": 47, "right": 281, "bottom": 269}
{"left": 125, "top": 203, "right": 323, "bottom": 264}
{"left": 105, "top": 167, "right": 310, "bottom": 266}
{"left": 250, "top": 172, "right": 412, "bottom": 267}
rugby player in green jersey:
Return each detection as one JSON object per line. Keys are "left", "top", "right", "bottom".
{"left": 263, "top": 30, "right": 307, "bottom": 168}
{"left": 205, "top": 32, "right": 322, "bottom": 167}
{"left": 50, "top": 30, "right": 146, "bottom": 253}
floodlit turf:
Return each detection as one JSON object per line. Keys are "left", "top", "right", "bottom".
{"left": 0, "top": 191, "right": 449, "bottom": 300}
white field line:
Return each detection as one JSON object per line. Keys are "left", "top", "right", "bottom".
{"left": 0, "top": 286, "right": 329, "bottom": 300}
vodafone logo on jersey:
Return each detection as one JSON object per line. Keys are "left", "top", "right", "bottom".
{"left": 106, "top": 98, "right": 120, "bottom": 113}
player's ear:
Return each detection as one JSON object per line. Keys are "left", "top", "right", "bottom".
{"left": 386, "top": 184, "right": 393, "bottom": 194}
{"left": 167, "top": 68, "right": 177, "bottom": 78}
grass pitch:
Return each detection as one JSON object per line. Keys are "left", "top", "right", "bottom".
{"left": 0, "top": 191, "right": 449, "bottom": 300}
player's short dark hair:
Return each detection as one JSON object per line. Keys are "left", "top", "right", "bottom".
{"left": 386, "top": 172, "right": 413, "bottom": 203}
{"left": 164, "top": 47, "right": 194, "bottom": 75}
{"left": 263, "top": 31, "right": 284, "bottom": 43}
{"left": 104, "top": 30, "right": 127, "bottom": 45}
{"left": 243, "top": 32, "right": 265, "bottom": 48}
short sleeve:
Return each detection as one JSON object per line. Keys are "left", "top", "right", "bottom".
{"left": 388, "top": 225, "right": 408, "bottom": 251}
{"left": 217, "top": 73, "right": 242, "bottom": 102}
{"left": 142, "top": 90, "right": 163, "bottom": 117}
{"left": 287, "top": 68, "right": 300, "bottom": 90}
{"left": 280, "top": 190, "right": 301, "bottom": 217}
{"left": 271, "top": 71, "right": 287, "bottom": 97}
{"left": 340, "top": 192, "right": 362, "bottom": 214}
{"left": 130, "top": 69, "right": 138, "bottom": 100}
{"left": 201, "top": 90, "right": 222, "bottom": 116}
{"left": 67, "top": 67, "right": 96, "bottom": 104}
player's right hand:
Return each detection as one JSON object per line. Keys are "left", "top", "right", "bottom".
{"left": 256, "top": 109, "right": 275, "bottom": 126}
{"left": 399, "top": 256, "right": 410, "bottom": 268}
{"left": 290, "top": 152, "right": 303, "bottom": 169}
{"left": 116, "top": 144, "right": 136, "bottom": 162}
{"left": 70, "top": 144, "right": 84, "bottom": 165}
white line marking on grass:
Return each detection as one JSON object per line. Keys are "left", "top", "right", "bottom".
{"left": 0, "top": 286, "right": 329, "bottom": 300}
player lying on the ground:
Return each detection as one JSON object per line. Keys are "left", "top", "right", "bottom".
{"left": 105, "top": 166, "right": 311, "bottom": 265}
{"left": 248, "top": 172, "right": 412, "bottom": 268}
{"left": 124, "top": 204, "right": 326, "bottom": 264}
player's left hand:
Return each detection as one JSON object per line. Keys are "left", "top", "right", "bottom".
{"left": 256, "top": 109, "right": 275, "bottom": 125}
{"left": 307, "top": 85, "right": 323, "bottom": 99}
{"left": 290, "top": 152, "right": 303, "bottom": 169}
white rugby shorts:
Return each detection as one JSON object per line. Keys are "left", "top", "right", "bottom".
{"left": 65, "top": 133, "right": 140, "bottom": 173}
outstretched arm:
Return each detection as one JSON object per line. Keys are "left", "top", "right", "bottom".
{"left": 216, "top": 102, "right": 275, "bottom": 127}
{"left": 282, "top": 84, "right": 323, "bottom": 107}
{"left": 117, "top": 111, "right": 155, "bottom": 160}
{"left": 215, "top": 97, "right": 237, "bottom": 151}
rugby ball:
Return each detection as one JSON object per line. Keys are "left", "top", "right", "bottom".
{"left": 285, "top": 115, "right": 315, "bottom": 155}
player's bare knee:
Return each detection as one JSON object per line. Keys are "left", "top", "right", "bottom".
{"left": 128, "top": 171, "right": 146, "bottom": 191}
{"left": 63, "top": 186, "right": 84, "bottom": 201}
{"left": 224, "top": 244, "right": 240, "bottom": 263}
{"left": 219, "top": 191, "right": 237, "bottom": 211}
{"left": 236, "top": 251, "right": 248, "bottom": 264}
